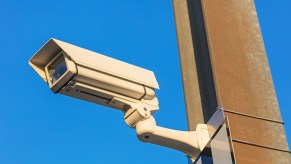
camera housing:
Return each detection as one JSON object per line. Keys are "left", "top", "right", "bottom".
{"left": 29, "top": 38, "right": 159, "bottom": 113}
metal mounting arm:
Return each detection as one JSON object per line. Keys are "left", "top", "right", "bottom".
{"left": 120, "top": 99, "right": 210, "bottom": 159}
{"left": 135, "top": 116, "right": 209, "bottom": 158}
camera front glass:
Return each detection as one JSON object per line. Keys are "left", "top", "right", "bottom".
{"left": 48, "top": 55, "right": 67, "bottom": 84}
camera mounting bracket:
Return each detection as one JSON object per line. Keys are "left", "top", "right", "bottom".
{"left": 121, "top": 101, "right": 210, "bottom": 159}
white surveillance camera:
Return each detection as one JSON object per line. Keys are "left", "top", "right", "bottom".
{"left": 29, "top": 38, "right": 210, "bottom": 160}
{"left": 29, "top": 38, "right": 159, "bottom": 116}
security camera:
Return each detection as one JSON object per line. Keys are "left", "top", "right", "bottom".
{"left": 29, "top": 38, "right": 159, "bottom": 122}
{"left": 29, "top": 38, "right": 210, "bottom": 160}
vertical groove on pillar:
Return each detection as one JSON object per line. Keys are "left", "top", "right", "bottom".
{"left": 186, "top": 0, "right": 218, "bottom": 122}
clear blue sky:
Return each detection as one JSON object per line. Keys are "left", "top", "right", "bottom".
{"left": 0, "top": 0, "right": 290, "bottom": 163}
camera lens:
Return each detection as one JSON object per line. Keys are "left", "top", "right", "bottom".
{"left": 48, "top": 55, "right": 67, "bottom": 84}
